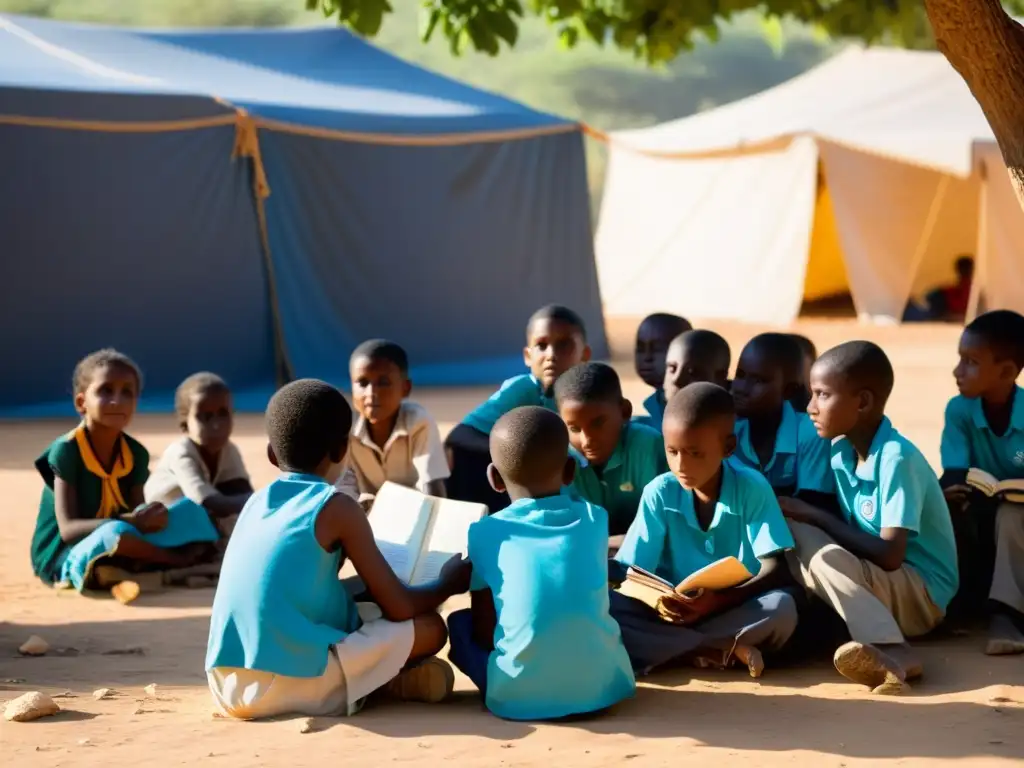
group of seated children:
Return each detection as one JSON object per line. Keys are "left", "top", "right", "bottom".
{"left": 30, "top": 304, "right": 1024, "bottom": 721}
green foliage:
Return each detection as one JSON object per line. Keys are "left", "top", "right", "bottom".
{"left": 312, "top": 0, "right": 1024, "bottom": 63}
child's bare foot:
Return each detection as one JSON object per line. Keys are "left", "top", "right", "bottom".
{"left": 689, "top": 644, "right": 764, "bottom": 678}
{"left": 384, "top": 657, "right": 454, "bottom": 703}
{"left": 985, "top": 614, "right": 1024, "bottom": 656}
{"left": 833, "top": 641, "right": 910, "bottom": 695}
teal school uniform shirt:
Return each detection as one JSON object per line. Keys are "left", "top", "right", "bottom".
{"left": 206, "top": 473, "right": 362, "bottom": 678}
{"left": 731, "top": 401, "right": 835, "bottom": 495}
{"left": 832, "top": 417, "right": 959, "bottom": 611}
{"left": 616, "top": 462, "right": 794, "bottom": 584}
{"left": 633, "top": 390, "right": 666, "bottom": 431}
{"left": 570, "top": 421, "right": 668, "bottom": 535}
{"left": 467, "top": 495, "right": 635, "bottom": 721}
{"left": 462, "top": 374, "right": 554, "bottom": 435}
{"left": 940, "top": 387, "right": 1024, "bottom": 480}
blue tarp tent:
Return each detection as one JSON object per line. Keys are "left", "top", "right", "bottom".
{"left": 0, "top": 14, "right": 606, "bottom": 416}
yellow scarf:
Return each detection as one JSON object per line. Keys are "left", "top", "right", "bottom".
{"left": 72, "top": 424, "right": 134, "bottom": 519}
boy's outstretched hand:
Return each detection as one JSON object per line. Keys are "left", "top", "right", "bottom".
{"left": 124, "top": 502, "right": 168, "bottom": 534}
{"left": 439, "top": 554, "right": 473, "bottom": 595}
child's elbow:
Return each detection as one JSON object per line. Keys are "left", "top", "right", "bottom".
{"left": 378, "top": 595, "right": 417, "bottom": 623}
{"left": 878, "top": 548, "right": 906, "bottom": 572}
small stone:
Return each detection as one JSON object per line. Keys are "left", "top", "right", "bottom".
{"left": 144, "top": 684, "right": 158, "bottom": 697}
{"left": 4, "top": 691, "right": 60, "bottom": 722}
{"left": 78, "top": 738, "right": 91, "bottom": 746}
{"left": 298, "top": 717, "right": 315, "bottom": 734}
{"left": 18, "top": 635, "right": 49, "bottom": 656}
{"left": 92, "top": 688, "right": 114, "bottom": 701}
{"left": 131, "top": 703, "right": 145, "bottom": 715}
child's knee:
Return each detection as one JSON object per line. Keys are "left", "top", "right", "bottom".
{"left": 412, "top": 612, "right": 448, "bottom": 657}
{"left": 770, "top": 591, "right": 800, "bottom": 637}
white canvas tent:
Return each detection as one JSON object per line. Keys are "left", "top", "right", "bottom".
{"left": 596, "top": 46, "right": 1024, "bottom": 324}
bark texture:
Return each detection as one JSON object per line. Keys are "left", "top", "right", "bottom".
{"left": 925, "top": 0, "right": 1024, "bottom": 208}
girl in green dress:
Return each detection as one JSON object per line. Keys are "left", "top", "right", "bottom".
{"left": 30, "top": 349, "right": 214, "bottom": 602}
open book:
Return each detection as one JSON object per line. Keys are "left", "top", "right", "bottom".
{"left": 966, "top": 468, "right": 1024, "bottom": 503}
{"left": 340, "top": 482, "right": 486, "bottom": 588}
{"left": 615, "top": 556, "right": 753, "bottom": 611}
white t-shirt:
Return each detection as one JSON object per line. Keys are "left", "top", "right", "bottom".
{"left": 144, "top": 435, "right": 250, "bottom": 505}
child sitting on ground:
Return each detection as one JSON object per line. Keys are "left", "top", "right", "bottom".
{"left": 634, "top": 313, "right": 692, "bottom": 429}
{"left": 940, "top": 310, "right": 1024, "bottom": 654}
{"left": 145, "top": 373, "right": 253, "bottom": 542}
{"left": 555, "top": 362, "right": 666, "bottom": 544}
{"left": 779, "top": 342, "right": 958, "bottom": 694}
{"left": 445, "top": 305, "right": 591, "bottom": 511}
{"left": 206, "top": 379, "right": 471, "bottom": 719}
{"left": 30, "top": 350, "right": 212, "bottom": 603}
{"left": 339, "top": 340, "right": 449, "bottom": 507}
{"left": 663, "top": 329, "right": 731, "bottom": 403}
{"left": 731, "top": 334, "right": 834, "bottom": 503}
{"left": 611, "top": 383, "right": 799, "bottom": 679}
{"left": 446, "top": 406, "right": 635, "bottom": 721}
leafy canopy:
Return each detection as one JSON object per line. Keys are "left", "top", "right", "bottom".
{"left": 305, "top": 1, "right": 1024, "bottom": 63}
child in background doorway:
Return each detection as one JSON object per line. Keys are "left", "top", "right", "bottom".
{"left": 780, "top": 342, "right": 958, "bottom": 694}
{"left": 663, "top": 330, "right": 731, "bottom": 402}
{"left": 634, "top": 313, "right": 692, "bottom": 430}
{"left": 145, "top": 372, "right": 253, "bottom": 543}
{"left": 555, "top": 362, "right": 666, "bottom": 546}
{"left": 30, "top": 350, "right": 210, "bottom": 603}
{"left": 446, "top": 406, "right": 635, "bottom": 721}
{"left": 445, "top": 305, "right": 591, "bottom": 511}
{"left": 341, "top": 340, "right": 449, "bottom": 507}
{"left": 612, "top": 384, "right": 799, "bottom": 679}
{"left": 940, "top": 310, "right": 1024, "bottom": 654}
{"left": 206, "top": 379, "right": 471, "bottom": 719}
{"left": 730, "top": 334, "right": 834, "bottom": 504}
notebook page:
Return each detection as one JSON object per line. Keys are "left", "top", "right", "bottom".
{"left": 338, "top": 482, "right": 432, "bottom": 584}
{"left": 409, "top": 497, "right": 486, "bottom": 586}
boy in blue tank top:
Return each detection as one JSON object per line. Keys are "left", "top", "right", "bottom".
{"left": 446, "top": 406, "right": 635, "bottom": 721}
{"left": 555, "top": 362, "right": 667, "bottom": 545}
{"left": 633, "top": 313, "right": 691, "bottom": 430}
{"left": 612, "top": 384, "right": 799, "bottom": 679}
{"left": 780, "top": 343, "right": 958, "bottom": 695}
{"left": 445, "top": 305, "right": 591, "bottom": 512}
{"left": 941, "top": 310, "right": 1024, "bottom": 654}
{"left": 206, "top": 379, "right": 471, "bottom": 720}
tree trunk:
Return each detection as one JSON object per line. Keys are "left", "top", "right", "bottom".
{"left": 925, "top": 0, "right": 1024, "bottom": 210}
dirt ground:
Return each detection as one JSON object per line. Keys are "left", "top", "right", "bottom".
{"left": 2, "top": 318, "right": 1022, "bottom": 767}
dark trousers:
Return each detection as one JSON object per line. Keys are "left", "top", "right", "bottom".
{"left": 948, "top": 497, "right": 998, "bottom": 622}
{"left": 609, "top": 588, "right": 800, "bottom": 674}
{"left": 447, "top": 609, "right": 489, "bottom": 694}
{"left": 445, "top": 443, "right": 509, "bottom": 513}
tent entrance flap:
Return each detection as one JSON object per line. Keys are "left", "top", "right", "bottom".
{"left": 803, "top": 162, "right": 850, "bottom": 303}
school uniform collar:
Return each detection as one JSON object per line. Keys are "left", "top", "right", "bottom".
{"left": 735, "top": 401, "right": 799, "bottom": 469}
{"left": 643, "top": 390, "right": 666, "bottom": 419}
{"left": 572, "top": 424, "right": 629, "bottom": 472}
{"left": 666, "top": 461, "right": 737, "bottom": 532}
{"left": 968, "top": 385, "right": 1024, "bottom": 433}
{"left": 353, "top": 404, "right": 411, "bottom": 454}
{"left": 831, "top": 416, "right": 894, "bottom": 483}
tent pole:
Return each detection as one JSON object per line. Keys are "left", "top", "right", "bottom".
{"left": 898, "top": 173, "right": 951, "bottom": 320}
{"left": 967, "top": 155, "right": 989, "bottom": 321}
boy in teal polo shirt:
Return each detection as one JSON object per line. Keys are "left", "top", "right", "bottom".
{"left": 780, "top": 342, "right": 958, "bottom": 695}
{"left": 555, "top": 362, "right": 667, "bottom": 544}
{"left": 940, "top": 310, "right": 1024, "bottom": 655}
{"left": 446, "top": 406, "right": 635, "bottom": 721}
{"left": 663, "top": 329, "right": 732, "bottom": 403}
{"left": 730, "top": 334, "right": 834, "bottom": 502}
{"left": 633, "top": 313, "right": 691, "bottom": 430}
{"left": 444, "top": 305, "right": 591, "bottom": 511}
{"left": 612, "top": 383, "right": 799, "bottom": 678}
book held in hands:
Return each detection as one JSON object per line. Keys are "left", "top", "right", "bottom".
{"left": 615, "top": 556, "right": 753, "bottom": 613}
{"left": 966, "top": 468, "right": 1024, "bottom": 504}
{"left": 340, "top": 482, "right": 486, "bottom": 588}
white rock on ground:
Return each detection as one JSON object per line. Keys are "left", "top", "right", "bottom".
{"left": 18, "top": 635, "right": 49, "bottom": 656}
{"left": 4, "top": 691, "right": 60, "bottom": 722}
{"left": 92, "top": 688, "right": 114, "bottom": 701}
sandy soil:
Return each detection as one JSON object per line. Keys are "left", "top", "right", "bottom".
{"left": 2, "top": 318, "right": 1022, "bottom": 767}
